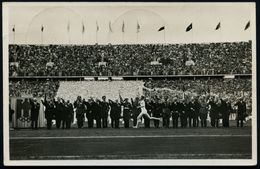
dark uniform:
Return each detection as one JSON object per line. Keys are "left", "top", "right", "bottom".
{"left": 131, "top": 98, "right": 140, "bottom": 127}
{"left": 215, "top": 100, "right": 223, "bottom": 128}
{"left": 109, "top": 100, "right": 121, "bottom": 128}
{"left": 101, "top": 98, "right": 109, "bottom": 128}
{"left": 220, "top": 99, "right": 229, "bottom": 127}
{"left": 226, "top": 101, "right": 232, "bottom": 127}
{"left": 64, "top": 102, "right": 74, "bottom": 129}
{"left": 54, "top": 99, "right": 64, "bottom": 129}
{"left": 199, "top": 100, "right": 208, "bottom": 128}
{"left": 171, "top": 101, "right": 179, "bottom": 128}
{"left": 194, "top": 99, "right": 200, "bottom": 127}
{"left": 93, "top": 100, "right": 102, "bottom": 128}
{"left": 60, "top": 99, "right": 67, "bottom": 129}
{"left": 179, "top": 100, "right": 188, "bottom": 128}
{"left": 152, "top": 100, "right": 162, "bottom": 128}
{"left": 122, "top": 100, "right": 132, "bottom": 128}
{"left": 188, "top": 101, "right": 196, "bottom": 127}
{"left": 9, "top": 104, "right": 14, "bottom": 126}
{"left": 41, "top": 98, "right": 55, "bottom": 130}
{"left": 85, "top": 100, "right": 94, "bottom": 128}
{"left": 208, "top": 99, "right": 217, "bottom": 127}
{"left": 234, "top": 99, "right": 247, "bottom": 127}
{"left": 30, "top": 98, "right": 40, "bottom": 129}
{"left": 162, "top": 101, "right": 171, "bottom": 128}
{"left": 74, "top": 99, "right": 85, "bottom": 128}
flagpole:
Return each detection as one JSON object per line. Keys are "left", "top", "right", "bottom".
{"left": 82, "top": 33, "right": 84, "bottom": 44}
{"left": 68, "top": 31, "right": 71, "bottom": 44}
{"left": 108, "top": 32, "right": 110, "bottom": 44}
{"left": 41, "top": 30, "right": 43, "bottom": 44}
{"left": 136, "top": 32, "right": 139, "bottom": 43}
{"left": 68, "top": 20, "right": 71, "bottom": 44}
{"left": 192, "top": 26, "right": 194, "bottom": 44}
{"left": 96, "top": 31, "right": 98, "bottom": 44}
{"left": 164, "top": 28, "right": 166, "bottom": 44}
{"left": 13, "top": 25, "right": 15, "bottom": 44}
{"left": 220, "top": 23, "right": 222, "bottom": 43}
{"left": 123, "top": 32, "right": 125, "bottom": 43}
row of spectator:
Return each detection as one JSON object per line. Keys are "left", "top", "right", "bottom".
{"left": 9, "top": 78, "right": 251, "bottom": 109}
{"left": 9, "top": 41, "right": 251, "bottom": 76}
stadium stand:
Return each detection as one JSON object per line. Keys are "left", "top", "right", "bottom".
{"left": 9, "top": 41, "right": 251, "bottom": 77}
{"left": 9, "top": 78, "right": 251, "bottom": 109}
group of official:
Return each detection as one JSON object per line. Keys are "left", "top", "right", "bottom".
{"left": 33, "top": 94, "right": 248, "bottom": 129}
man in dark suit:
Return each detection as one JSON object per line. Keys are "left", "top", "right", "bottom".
{"left": 152, "top": 98, "right": 162, "bottom": 128}
{"left": 85, "top": 98, "right": 94, "bottom": 128}
{"left": 234, "top": 98, "right": 247, "bottom": 127}
{"left": 221, "top": 98, "right": 230, "bottom": 127}
{"left": 30, "top": 98, "right": 40, "bottom": 129}
{"left": 162, "top": 98, "right": 171, "bottom": 128}
{"left": 93, "top": 99, "right": 102, "bottom": 128}
{"left": 54, "top": 97, "right": 64, "bottom": 129}
{"left": 64, "top": 100, "right": 74, "bottom": 129}
{"left": 101, "top": 96, "right": 110, "bottom": 128}
{"left": 131, "top": 97, "right": 140, "bottom": 127}
{"left": 179, "top": 99, "right": 188, "bottom": 128}
{"left": 194, "top": 97, "right": 200, "bottom": 127}
{"left": 171, "top": 97, "right": 179, "bottom": 128}
{"left": 73, "top": 96, "right": 85, "bottom": 128}
{"left": 122, "top": 98, "right": 132, "bottom": 128}
{"left": 188, "top": 98, "right": 196, "bottom": 128}
{"left": 60, "top": 98, "right": 67, "bottom": 129}
{"left": 199, "top": 96, "right": 207, "bottom": 128}
{"left": 41, "top": 95, "right": 55, "bottom": 130}
{"left": 109, "top": 99, "right": 121, "bottom": 128}
{"left": 208, "top": 97, "right": 217, "bottom": 127}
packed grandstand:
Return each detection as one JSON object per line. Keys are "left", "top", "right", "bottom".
{"left": 9, "top": 41, "right": 251, "bottom": 77}
{"left": 9, "top": 41, "right": 252, "bottom": 129}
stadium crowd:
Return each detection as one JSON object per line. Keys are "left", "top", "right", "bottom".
{"left": 144, "top": 78, "right": 251, "bottom": 105}
{"left": 9, "top": 78, "right": 251, "bottom": 129}
{"left": 9, "top": 79, "right": 59, "bottom": 98}
{"left": 13, "top": 93, "right": 248, "bottom": 130}
{"left": 9, "top": 41, "right": 251, "bottom": 76}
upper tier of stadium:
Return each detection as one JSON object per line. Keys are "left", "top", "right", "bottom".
{"left": 9, "top": 41, "right": 251, "bottom": 77}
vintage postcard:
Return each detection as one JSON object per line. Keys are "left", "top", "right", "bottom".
{"left": 3, "top": 2, "right": 257, "bottom": 166}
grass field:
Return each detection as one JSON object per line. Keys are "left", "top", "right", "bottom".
{"left": 9, "top": 120, "right": 252, "bottom": 160}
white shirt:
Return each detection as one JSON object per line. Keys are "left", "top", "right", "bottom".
{"left": 140, "top": 100, "right": 146, "bottom": 110}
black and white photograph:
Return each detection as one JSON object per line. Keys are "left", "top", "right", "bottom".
{"left": 3, "top": 2, "right": 257, "bottom": 166}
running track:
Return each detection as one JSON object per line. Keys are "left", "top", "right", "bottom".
{"left": 9, "top": 127, "right": 252, "bottom": 160}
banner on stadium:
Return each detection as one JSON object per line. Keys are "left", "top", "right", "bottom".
{"left": 10, "top": 97, "right": 45, "bottom": 128}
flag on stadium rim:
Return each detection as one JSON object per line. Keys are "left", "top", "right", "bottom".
{"left": 158, "top": 26, "right": 165, "bottom": 31}
{"left": 244, "top": 21, "right": 250, "bottom": 30}
{"left": 109, "top": 21, "right": 113, "bottom": 33}
{"left": 137, "top": 21, "right": 140, "bottom": 33}
{"left": 186, "top": 23, "right": 192, "bottom": 32}
{"left": 12, "top": 25, "right": 15, "bottom": 32}
{"left": 82, "top": 22, "right": 85, "bottom": 33}
{"left": 96, "top": 21, "right": 99, "bottom": 32}
{"left": 41, "top": 25, "right": 44, "bottom": 32}
{"left": 67, "top": 21, "right": 70, "bottom": 32}
{"left": 215, "top": 22, "right": 221, "bottom": 30}
{"left": 122, "top": 21, "right": 125, "bottom": 33}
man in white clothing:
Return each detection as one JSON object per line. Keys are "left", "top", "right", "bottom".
{"left": 133, "top": 96, "right": 161, "bottom": 128}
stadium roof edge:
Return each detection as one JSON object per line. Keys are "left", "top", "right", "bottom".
{"left": 8, "top": 40, "right": 252, "bottom": 46}
{"left": 9, "top": 74, "right": 252, "bottom": 80}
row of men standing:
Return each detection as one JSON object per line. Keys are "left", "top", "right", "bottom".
{"left": 39, "top": 95, "right": 247, "bottom": 129}
{"left": 42, "top": 96, "right": 74, "bottom": 129}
